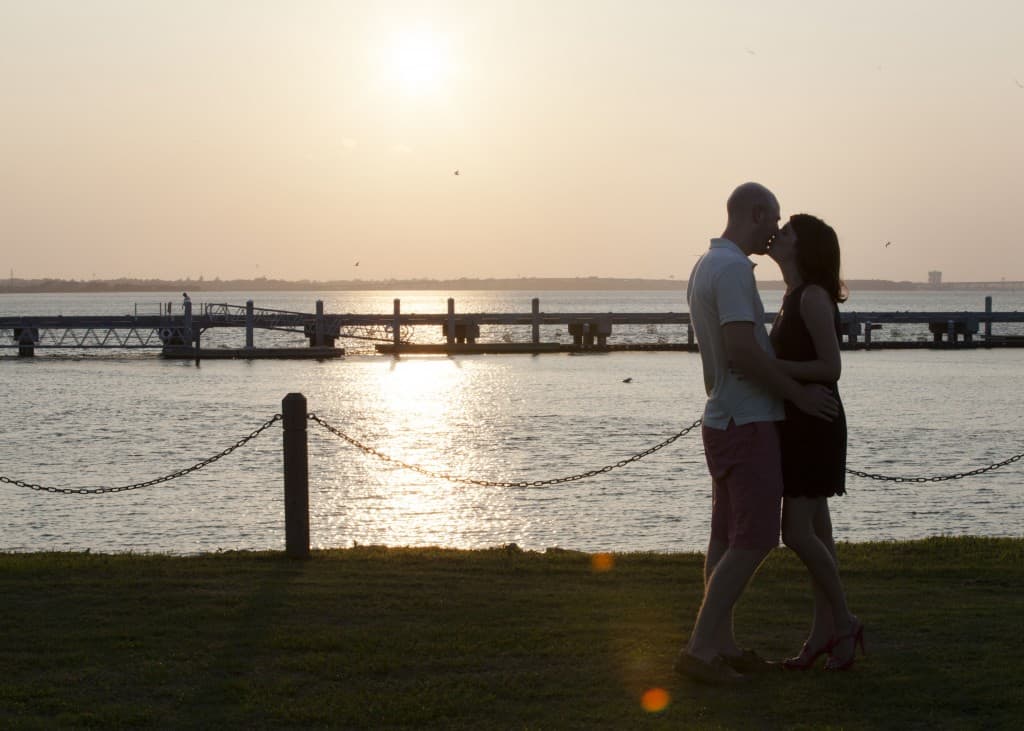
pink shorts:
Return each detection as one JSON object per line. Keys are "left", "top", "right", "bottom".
{"left": 703, "top": 420, "right": 783, "bottom": 550}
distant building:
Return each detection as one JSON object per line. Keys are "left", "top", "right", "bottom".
{"left": 928, "top": 271, "right": 942, "bottom": 286}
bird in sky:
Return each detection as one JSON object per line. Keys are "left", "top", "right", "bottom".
{"left": 453, "top": 169, "right": 460, "bottom": 176}
{"left": 354, "top": 261, "right": 360, "bottom": 267}
{"left": 1015, "top": 78, "right": 1024, "bottom": 89}
{"left": 885, "top": 241, "right": 892, "bottom": 248}
{"left": 622, "top": 377, "right": 633, "bottom": 384}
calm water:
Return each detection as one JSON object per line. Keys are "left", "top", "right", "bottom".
{"left": 2, "top": 289, "right": 1023, "bottom": 554}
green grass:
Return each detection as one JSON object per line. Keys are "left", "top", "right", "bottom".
{"left": 1, "top": 537, "right": 1021, "bottom": 729}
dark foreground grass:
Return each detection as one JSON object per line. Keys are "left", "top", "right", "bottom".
{"left": 2, "top": 537, "right": 1022, "bottom": 730}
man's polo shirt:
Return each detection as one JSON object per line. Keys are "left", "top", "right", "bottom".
{"left": 686, "top": 238, "right": 784, "bottom": 429}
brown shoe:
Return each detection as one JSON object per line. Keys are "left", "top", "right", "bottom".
{"left": 673, "top": 651, "right": 747, "bottom": 685}
{"left": 720, "top": 649, "right": 778, "bottom": 674}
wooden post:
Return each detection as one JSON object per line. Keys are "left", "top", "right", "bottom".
{"left": 531, "top": 298, "right": 540, "bottom": 344}
{"left": 865, "top": 322, "right": 873, "bottom": 350}
{"left": 446, "top": 298, "right": 455, "bottom": 344}
{"left": 245, "top": 300, "right": 255, "bottom": 349}
{"left": 985, "top": 296, "right": 993, "bottom": 340}
{"left": 282, "top": 393, "right": 310, "bottom": 559}
{"left": 183, "top": 297, "right": 193, "bottom": 346}
{"left": 315, "top": 300, "right": 325, "bottom": 347}
{"left": 947, "top": 319, "right": 956, "bottom": 347}
{"left": 393, "top": 299, "right": 401, "bottom": 353}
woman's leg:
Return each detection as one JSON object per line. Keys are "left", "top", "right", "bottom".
{"left": 808, "top": 498, "right": 838, "bottom": 643}
{"left": 781, "top": 497, "right": 852, "bottom": 650}
{"left": 813, "top": 499, "right": 861, "bottom": 666}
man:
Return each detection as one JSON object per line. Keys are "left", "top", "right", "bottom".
{"left": 676, "top": 182, "right": 839, "bottom": 684}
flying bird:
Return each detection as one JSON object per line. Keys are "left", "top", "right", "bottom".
{"left": 745, "top": 47, "right": 756, "bottom": 55}
{"left": 622, "top": 377, "right": 633, "bottom": 384}
{"left": 1015, "top": 78, "right": 1024, "bottom": 89}
{"left": 354, "top": 261, "right": 360, "bottom": 267}
{"left": 453, "top": 169, "right": 460, "bottom": 176}
{"left": 885, "top": 241, "right": 891, "bottom": 248}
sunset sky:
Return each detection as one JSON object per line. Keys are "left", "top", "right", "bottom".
{"left": 3, "top": 1, "right": 1023, "bottom": 283}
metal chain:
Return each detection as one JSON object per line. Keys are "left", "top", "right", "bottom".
{"left": 310, "top": 412, "right": 1024, "bottom": 486}
{"left": 0, "top": 414, "right": 282, "bottom": 495}
{"left": 4, "top": 407, "right": 1022, "bottom": 495}
{"left": 307, "top": 412, "right": 704, "bottom": 487}
{"left": 845, "top": 452, "right": 1024, "bottom": 483}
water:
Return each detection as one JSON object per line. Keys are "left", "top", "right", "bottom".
{"left": 2, "top": 289, "right": 1023, "bottom": 554}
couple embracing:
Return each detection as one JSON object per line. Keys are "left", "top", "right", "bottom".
{"left": 675, "top": 182, "right": 865, "bottom": 684}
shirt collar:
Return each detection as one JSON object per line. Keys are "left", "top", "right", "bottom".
{"left": 709, "top": 238, "right": 756, "bottom": 269}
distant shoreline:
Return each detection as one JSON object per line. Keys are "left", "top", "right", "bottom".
{"left": 2, "top": 276, "right": 1023, "bottom": 294}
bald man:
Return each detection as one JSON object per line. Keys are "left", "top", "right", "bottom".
{"left": 676, "top": 182, "right": 839, "bottom": 684}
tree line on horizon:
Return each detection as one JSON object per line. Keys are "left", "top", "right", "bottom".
{"left": 0, "top": 275, "right": 1014, "bottom": 294}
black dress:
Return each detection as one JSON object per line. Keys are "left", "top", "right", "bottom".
{"left": 770, "top": 283, "right": 847, "bottom": 498}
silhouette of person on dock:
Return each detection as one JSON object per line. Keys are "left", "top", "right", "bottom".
{"left": 675, "top": 182, "right": 839, "bottom": 685}
{"left": 768, "top": 214, "right": 864, "bottom": 670}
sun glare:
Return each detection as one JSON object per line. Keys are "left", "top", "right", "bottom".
{"left": 386, "top": 26, "right": 451, "bottom": 97}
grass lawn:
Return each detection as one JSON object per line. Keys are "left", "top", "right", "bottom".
{"left": 1, "top": 536, "right": 1021, "bottom": 729}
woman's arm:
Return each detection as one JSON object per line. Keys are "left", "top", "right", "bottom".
{"left": 775, "top": 285, "right": 842, "bottom": 383}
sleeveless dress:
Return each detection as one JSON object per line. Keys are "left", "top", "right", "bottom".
{"left": 769, "top": 283, "right": 847, "bottom": 498}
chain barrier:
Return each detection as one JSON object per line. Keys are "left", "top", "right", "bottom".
{"left": 0, "top": 414, "right": 282, "bottom": 495}
{"left": 3, "top": 408, "right": 1022, "bottom": 495}
{"left": 310, "top": 412, "right": 1024, "bottom": 487}
{"left": 845, "top": 453, "right": 1024, "bottom": 483}
{"left": 308, "top": 412, "right": 704, "bottom": 488}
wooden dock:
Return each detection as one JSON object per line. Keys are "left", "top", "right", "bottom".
{"left": 160, "top": 346, "right": 344, "bottom": 360}
{"left": 2, "top": 296, "right": 1024, "bottom": 357}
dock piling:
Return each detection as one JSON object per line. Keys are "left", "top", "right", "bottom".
{"left": 282, "top": 393, "right": 310, "bottom": 559}
{"left": 245, "top": 300, "right": 254, "bottom": 349}
{"left": 393, "top": 299, "right": 401, "bottom": 353}
{"left": 315, "top": 300, "right": 325, "bottom": 347}
{"left": 531, "top": 298, "right": 540, "bottom": 344}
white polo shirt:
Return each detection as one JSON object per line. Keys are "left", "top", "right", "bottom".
{"left": 687, "top": 238, "right": 784, "bottom": 429}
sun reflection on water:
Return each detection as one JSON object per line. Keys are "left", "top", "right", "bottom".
{"left": 314, "top": 356, "right": 527, "bottom": 549}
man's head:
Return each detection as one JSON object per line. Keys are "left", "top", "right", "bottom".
{"left": 722, "top": 182, "right": 780, "bottom": 256}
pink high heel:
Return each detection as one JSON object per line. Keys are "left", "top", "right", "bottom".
{"left": 782, "top": 639, "right": 834, "bottom": 670}
{"left": 824, "top": 619, "right": 866, "bottom": 671}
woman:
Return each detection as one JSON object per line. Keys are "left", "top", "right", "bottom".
{"left": 768, "top": 214, "right": 865, "bottom": 671}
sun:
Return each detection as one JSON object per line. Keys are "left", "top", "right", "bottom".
{"left": 386, "top": 26, "right": 451, "bottom": 97}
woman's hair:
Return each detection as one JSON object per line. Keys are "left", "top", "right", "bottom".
{"left": 790, "top": 213, "right": 848, "bottom": 303}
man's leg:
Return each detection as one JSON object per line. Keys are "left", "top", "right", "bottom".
{"left": 704, "top": 537, "right": 728, "bottom": 585}
{"left": 680, "top": 421, "right": 780, "bottom": 675}
{"left": 687, "top": 545, "right": 771, "bottom": 662}
{"left": 703, "top": 537, "right": 738, "bottom": 653}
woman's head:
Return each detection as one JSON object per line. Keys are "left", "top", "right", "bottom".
{"left": 772, "top": 213, "right": 848, "bottom": 303}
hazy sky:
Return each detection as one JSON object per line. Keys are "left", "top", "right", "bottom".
{"left": 3, "top": 1, "right": 1023, "bottom": 282}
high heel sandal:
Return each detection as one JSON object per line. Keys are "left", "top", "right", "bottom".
{"left": 824, "top": 620, "right": 866, "bottom": 671}
{"left": 782, "top": 639, "right": 834, "bottom": 670}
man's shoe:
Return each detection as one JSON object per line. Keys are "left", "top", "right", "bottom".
{"left": 720, "top": 649, "right": 778, "bottom": 674}
{"left": 673, "top": 651, "right": 747, "bottom": 685}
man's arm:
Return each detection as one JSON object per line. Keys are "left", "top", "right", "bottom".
{"left": 723, "top": 321, "right": 839, "bottom": 419}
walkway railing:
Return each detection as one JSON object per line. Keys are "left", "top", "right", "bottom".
{"left": 3, "top": 392, "right": 1023, "bottom": 558}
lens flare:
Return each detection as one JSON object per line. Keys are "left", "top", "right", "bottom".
{"left": 641, "top": 687, "right": 670, "bottom": 713}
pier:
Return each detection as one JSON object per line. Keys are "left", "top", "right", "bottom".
{"left": 2, "top": 296, "right": 1024, "bottom": 357}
